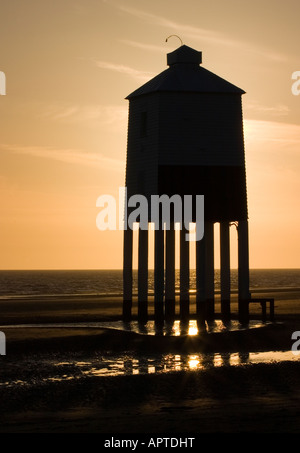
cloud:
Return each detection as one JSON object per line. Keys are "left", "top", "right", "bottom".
{"left": 115, "top": 4, "right": 286, "bottom": 63}
{"left": 41, "top": 103, "right": 128, "bottom": 129}
{"left": 118, "top": 5, "right": 232, "bottom": 45}
{"left": 0, "top": 144, "right": 124, "bottom": 172}
{"left": 243, "top": 119, "right": 300, "bottom": 176}
{"left": 120, "top": 39, "right": 164, "bottom": 53}
{"left": 243, "top": 119, "right": 300, "bottom": 228}
{"left": 244, "top": 119, "right": 300, "bottom": 146}
{"left": 51, "top": 106, "right": 79, "bottom": 120}
{"left": 245, "top": 101, "right": 290, "bottom": 117}
{"left": 94, "top": 60, "right": 154, "bottom": 82}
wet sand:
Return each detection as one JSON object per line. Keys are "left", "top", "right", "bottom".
{"left": 0, "top": 291, "right": 300, "bottom": 433}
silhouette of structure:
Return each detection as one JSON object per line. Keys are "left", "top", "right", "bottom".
{"left": 123, "top": 44, "right": 251, "bottom": 326}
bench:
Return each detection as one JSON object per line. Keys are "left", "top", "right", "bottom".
{"left": 248, "top": 298, "right": 275, "bottom": 322}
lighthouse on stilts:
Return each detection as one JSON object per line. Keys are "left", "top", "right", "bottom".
{"left": 123, "top": 43, "right": 251, "bottom": 328}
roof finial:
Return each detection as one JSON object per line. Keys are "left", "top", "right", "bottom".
{"left": 165, "top": 35, "right": 183, "bottom": 46}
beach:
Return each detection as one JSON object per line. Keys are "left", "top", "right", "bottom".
{"left": 0, "top": 290, "right": 300, "bottom": 433}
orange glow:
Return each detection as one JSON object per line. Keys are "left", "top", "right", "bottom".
{"left": 0, "top": 0, "right": 299, "bottom": 269}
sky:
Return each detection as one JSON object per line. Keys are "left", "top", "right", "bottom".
{"left": 0, "top": 0, "right": 299, "bottom": 270}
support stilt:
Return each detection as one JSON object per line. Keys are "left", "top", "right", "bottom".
{"left": 180, "top": 225, "right": 189, "bottom": 323}
{"left": 196, "top": 225, "right": 206, "bottom": 329}
{"left": 123, "top": 227, "right": 133, "bottom": 322}
{"left": 205, "top": 221, "right": 215, "bottom": 320}
{"left": 154, "top": 225, "right": 164, "bottom": 325}
{"left": 165, "top": 225, "right": 175, "bottom": 324}
{"left": 138, "top": 227, "right": 148, "bottom": 324}
{"left": 238, "top": 219, "right": 250, "bottom": 323}
{"left": 220, "top": 222, "right": 231, "bottom": 321}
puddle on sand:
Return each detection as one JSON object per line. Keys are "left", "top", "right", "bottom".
{"left": 72, "top": 350, "right": 300, "bottom": 377}
{"left": 1, "top": 350, "right": 299, "bottom": 388}
{"left": 0, "top": 319, "right": 267, "bottom": 336}
{"left": 93, "top": 319, "right": 266, "bottom": 336}
{"left": 0, "top": 319, "right": 299, "bottom": 387}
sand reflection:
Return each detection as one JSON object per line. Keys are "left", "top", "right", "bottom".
{"left": 1, "top": 350, "right": 299, "bottom": 389}
{"left": 117, "top": 319, "right": 265, "bottom": 336}
{"left": 72, "top": 350, "right": 299, "bottom": 378}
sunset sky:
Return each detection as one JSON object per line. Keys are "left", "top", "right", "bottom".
{"left": 0, "top": 0, "right": 299, "bottom": 270}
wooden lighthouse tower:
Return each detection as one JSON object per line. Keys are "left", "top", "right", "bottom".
{"left": 123, "top": 44, "right": 250, "bottom": 326}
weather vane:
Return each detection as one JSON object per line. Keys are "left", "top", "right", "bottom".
{"left": 165, "top": 35, "right": 184, "bottom": 46}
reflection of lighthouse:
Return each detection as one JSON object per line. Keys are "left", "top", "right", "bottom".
{"left": 123, "top": 44, "right": 250, "bottom": 325}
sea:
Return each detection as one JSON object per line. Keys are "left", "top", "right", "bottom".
{"left": 0, "top": 268, "right": 300, "bottom": 299}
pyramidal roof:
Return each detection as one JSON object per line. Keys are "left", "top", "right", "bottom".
{"left": 126, "top": 45, "right": 245, "bottom": 99}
